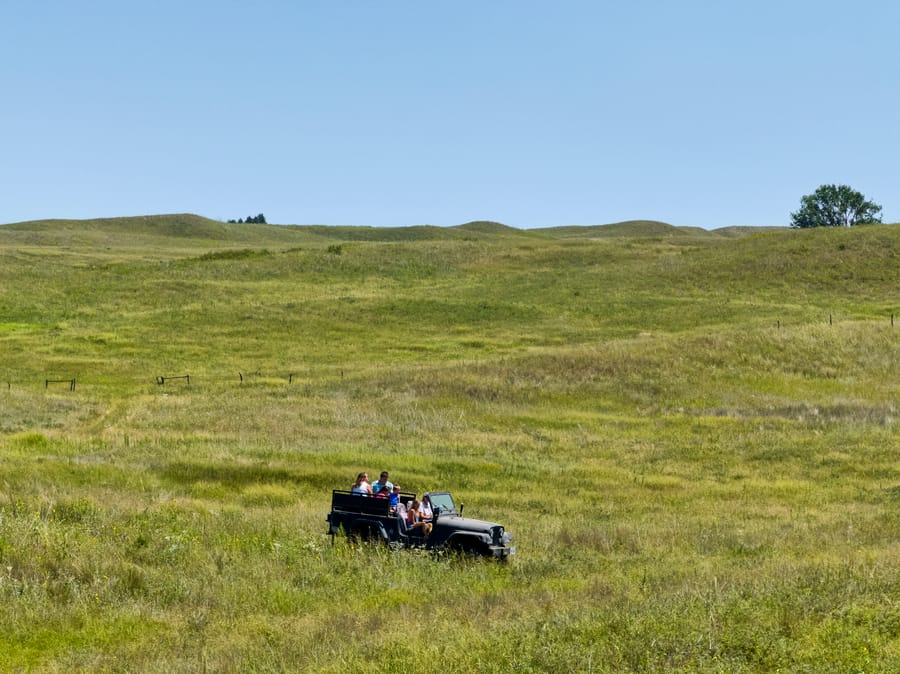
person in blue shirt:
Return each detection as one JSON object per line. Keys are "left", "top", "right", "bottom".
{"left": 370, "top": 471, "right": 393, "bottom": 496}
{"left": 389, "top": 485, "right": 401, "bottom": 510}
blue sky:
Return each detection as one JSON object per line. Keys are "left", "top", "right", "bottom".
{"left": 3, "top": 1, "right": 897, "bottom": 228}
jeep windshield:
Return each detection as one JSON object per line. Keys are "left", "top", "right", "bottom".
{"left": 427, "top": 492, "right": 456, "bottom": 514}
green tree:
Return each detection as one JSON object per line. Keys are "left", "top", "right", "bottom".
{"left": 790, "top": 184, "right": 882, "bottom": 228}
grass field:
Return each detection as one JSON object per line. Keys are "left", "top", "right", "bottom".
{"left": 1, "top": 215, "right": 898, "bottom": 672}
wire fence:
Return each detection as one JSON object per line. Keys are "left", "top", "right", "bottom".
{"left": 2, "top": 314, "right": 896, "bottom": 393}
{"left": 2, "top": 371, "right": 327, "bottom": 393}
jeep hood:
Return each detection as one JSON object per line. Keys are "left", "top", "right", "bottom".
{"left": 434, "top": 515, "right": 501, "bottom": 533}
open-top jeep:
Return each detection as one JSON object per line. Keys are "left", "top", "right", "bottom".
{"left": 326, "top": 489, "right": 515, "bottom": 559}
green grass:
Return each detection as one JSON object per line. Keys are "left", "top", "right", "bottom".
{"left": 1, "top": 215, "right": 898, "bottom": 672}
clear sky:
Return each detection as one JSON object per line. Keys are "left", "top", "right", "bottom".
{"left": 3, "top": 1, "right": 897, "bottom": 229}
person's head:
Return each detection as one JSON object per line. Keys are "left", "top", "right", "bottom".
{"left": 379, "top": 484, "right": 390, "bottom": 494}
{"left": 379, "top": 471, "right": 389, "bottom": 483}
{"left": 422, "top": 494, "right": 430, "bottom": 503}
{"left": 356, "top": 472, "right": 367, "bottom": 484}
{"left": 393, "top": 485, "right": 401, "bottom": 494}
{"left": 411, "top": 499, "right": 420, "bottom": 509}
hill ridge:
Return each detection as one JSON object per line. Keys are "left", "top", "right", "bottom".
{"left": 3, "top": 212, "right": 794, "bottom": 242}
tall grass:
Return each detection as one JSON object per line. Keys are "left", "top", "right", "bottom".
{"left": 0, "top": 217, "right": 898, "bottom": 671}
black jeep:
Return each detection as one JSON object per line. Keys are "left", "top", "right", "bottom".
{"left": 326, "top": 489, "right": 515, "bottom": 559}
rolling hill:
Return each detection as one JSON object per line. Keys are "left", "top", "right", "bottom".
{"left": 2, "top": 213, "right": 786, "bottom": 246}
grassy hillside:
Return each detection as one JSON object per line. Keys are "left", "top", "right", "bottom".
{"left": 531, "top": 219, "right": 697, "bottom": 238}
{"left": 0, "top": 216, "right": 898, "bottom": 672}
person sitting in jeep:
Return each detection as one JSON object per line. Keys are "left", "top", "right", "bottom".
{"left": 351, "top": 472, "right": 372, "bottom": 495}
{"left": 406, "top": 499, "right": 432, "bottom": 537}
{"left": 370, "top": 471, "right": 393, "bottom": 496}
{"left": 418, "top": 493, "right": 433, "bottom": 522}
{"left": 389, "top": 485, "right": 401, "bottom": 512}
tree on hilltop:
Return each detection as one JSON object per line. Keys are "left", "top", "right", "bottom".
{"left": 790, "top": 184, "right": 882, "bottom": 228}
{"left": 227, "top": 213, "right": 267, "bottom": 224}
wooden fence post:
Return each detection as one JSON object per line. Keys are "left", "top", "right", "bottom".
{"left": 45, "top": 378, "right": 75, "bottom": 391}
{"left": 156, "top": 374, "right": 190, "bottom": 386}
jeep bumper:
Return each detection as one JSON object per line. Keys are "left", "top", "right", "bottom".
{"left": 488, "top": 545, "right": 516, "bottom": 559}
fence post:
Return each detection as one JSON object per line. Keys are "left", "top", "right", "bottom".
{"left": 45, "top": 378, "right": 76, "bottom": 391}
{"left": 156, "top": 374, "right": 189, "bottom": 386}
